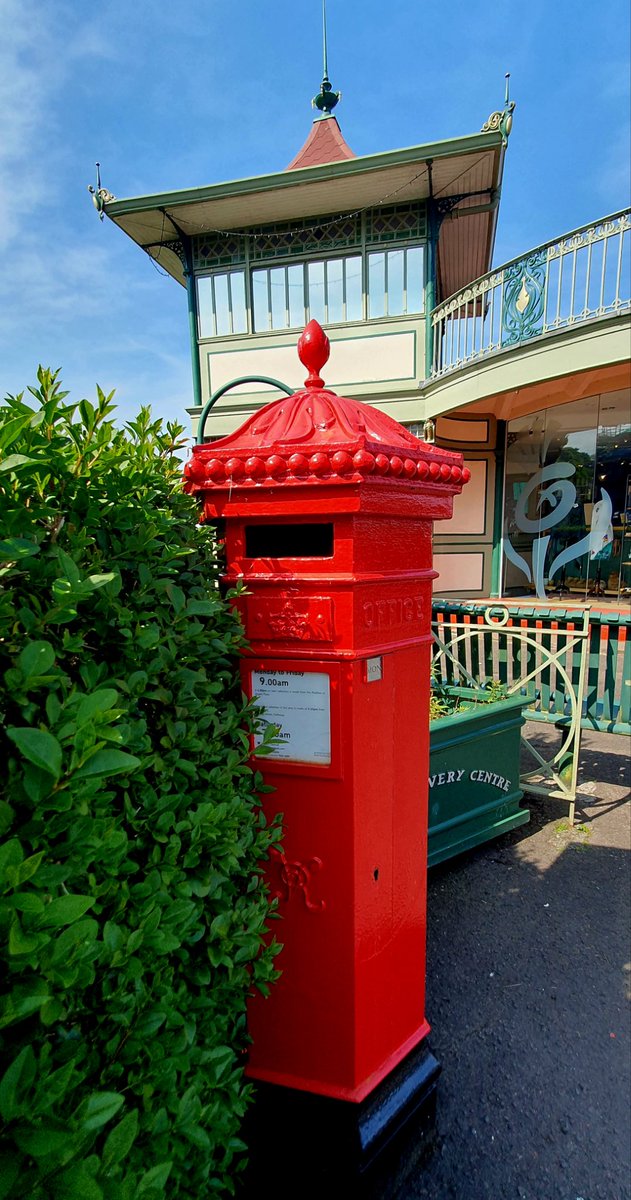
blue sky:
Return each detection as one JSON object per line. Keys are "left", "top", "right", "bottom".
{"left": 1, "top": 0, "right": 629, "bottom": 430}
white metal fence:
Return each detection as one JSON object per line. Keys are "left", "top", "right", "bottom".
{"left": 431, "top": 209, "right": 631, "bottom": 378}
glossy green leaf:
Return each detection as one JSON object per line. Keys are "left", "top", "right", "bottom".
{"left": 0, "top": 989, "right": 48, "bottom": 1029}
{"left": 6, "top": 727, "right": 62, "bottom": 779}
{"left": 0, "top": 537, "right": 39, "bottom": 561}
{"left": 73, "top": 749, "right": 141, "bottom": 779}
{"left": 78, "top": 1091, "right": 125, "bottom": 1132}
{"left": 0, "top": 373, "right": 281, "bottom": 1198}
{"left": 8, "top": 919, "right": 43, "bottom": 955}
{"left": 74, "top": 689, "right": 119, "bottom": 726}
{"left": 0, "top": 454, "right": 36, "bottom": 472}
{"left": 18, "top": 640, "right": 56, "bottom": 678}
{"left": 13, "top": 1125, "right": 70, "bottom": 1158}
{"left": 102, "top": 1109, "right": 139, "bottom": 1169}
{"left": 37, "top": 894, "right": 94, "bottom": 927}
{"left": 137, "top": 1162, "right": 172, "bottom": 1194}
{"left": 16, "top": 851, "right": 45, "bottom": 885}
{"left": 0, "top": 1046, "right": 36, "bottom": 1121}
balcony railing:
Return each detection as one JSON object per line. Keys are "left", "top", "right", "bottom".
{"left": 430, "top": 209, "right": 630, "bottom": 378}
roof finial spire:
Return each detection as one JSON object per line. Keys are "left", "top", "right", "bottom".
{"left": 312, "top": 0, "right": 340, "bottom": 116}
{"left": 480, "top": 71, "right": 516, "bottom": 147}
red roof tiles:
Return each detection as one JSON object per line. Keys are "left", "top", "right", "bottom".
{"left": 286, "top": 116, "right": 356, "bottom": 171}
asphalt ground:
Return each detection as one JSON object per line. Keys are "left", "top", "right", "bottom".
{"left": 406, "top": 725, "right": 631, "bottom": 1200}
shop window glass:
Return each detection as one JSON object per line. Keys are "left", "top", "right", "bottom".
{"left": 503, "top": 392, "right": 631, "bottom": 600}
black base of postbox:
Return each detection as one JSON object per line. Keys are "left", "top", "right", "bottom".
{"left": 237, "top": 1039, "right": 441, "bottom": 1199}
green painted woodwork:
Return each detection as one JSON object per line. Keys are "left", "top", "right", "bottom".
{"left": 182, "top": 239, "right": 203, "bottom": 412}
{"left": 424, "top": 202, "right": 439, "bottom": 376}
{"left": 432, "top": 601, "right": 631, "bottom": 736}
{"left": 490, "top": 420, "right": 506, "bottom": 597}
{"left": 583, "top": 610, "right": 631, "bottom": 735}
{"left": 367, "top": 205, "right": 427, "bottom": 245}
{"left": 501, "top": 250, "right": 547, "bottom": 345}
{"left": 431, "top": 602, "right": 592, "bottom": 823}
{"left": 427, "top": 689, "right": 530, "bottom": 867}
{"left": 105, "top": 130, "right": 503, "bottom": 219}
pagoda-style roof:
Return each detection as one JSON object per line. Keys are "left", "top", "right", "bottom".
{"left": 286, "top": 114, "right": 356, "bottom": 170}
{"left": 104, "top": 119, "right": 508, "bottom": 304}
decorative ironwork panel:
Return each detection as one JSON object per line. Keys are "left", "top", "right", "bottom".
{"left": 193, "top": 234, "right": 247, "bottom": 269}
{"left": 500, "top": 250, "right": 547, "bottom": 345}
{"left": 192, "top": 204, "right": 427, "bottom": 269}
{"left": 249, "top": 215, "right": 361, "bottom": 260}
{"left": 366, "top": 204, "right": 427, "bottom": 245}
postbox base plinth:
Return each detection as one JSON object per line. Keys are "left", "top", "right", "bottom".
{"left": 238, "top": 1039, "right": 441, "bottom": 1199}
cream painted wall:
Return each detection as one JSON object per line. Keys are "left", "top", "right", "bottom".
{"left": 204, "top": 329, "right": 417, "bottom": 396}
{"left": 422, "top": 316, "right": 630, "bottom": 420}
{"left": 439, "top": 458, "right": 488, "bottom": 536}
{"left": 437, "top": 416, "right": 489, "bottom": 443}
{"left": 433, "top": 552, "right": 484, "bottom": 592}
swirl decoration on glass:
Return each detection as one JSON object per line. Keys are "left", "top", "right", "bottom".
{"left": 504, "top": 461, "right": 614, "bottom": 599}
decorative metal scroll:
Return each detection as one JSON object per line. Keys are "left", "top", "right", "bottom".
{"left": 196, "top": 376, "right": 295, "bottom": 444}
{"left": 501, "top": 250, "right": 547, "bottom": 345}
{"left": 431, "top": 605, "right": 591, "bottom": 824}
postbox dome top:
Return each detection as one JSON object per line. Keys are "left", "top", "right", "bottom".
{"left": 184, "top": 321, "right": 469, "bottom": 492}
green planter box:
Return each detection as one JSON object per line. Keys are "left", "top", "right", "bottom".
{"left": 427, "top": 689, "right": 530, "bottom": 868}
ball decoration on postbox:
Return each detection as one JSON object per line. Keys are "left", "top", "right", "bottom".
{"left": 184, "top": 321, "right": 469, "bottom": 1188}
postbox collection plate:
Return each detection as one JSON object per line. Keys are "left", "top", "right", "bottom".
{"left": 251, "top": 668, "right": 331, "bottom": 765}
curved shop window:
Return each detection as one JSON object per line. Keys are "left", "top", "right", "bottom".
{"left": 503, "top": 391, "right": 631, "bottom": 601}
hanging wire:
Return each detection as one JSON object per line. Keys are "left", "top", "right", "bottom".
{"left": 144, "top": 210, "right": 173, "bottom": 276}
{"left": 165, "top": 164, "right": 434, "bottom": 245}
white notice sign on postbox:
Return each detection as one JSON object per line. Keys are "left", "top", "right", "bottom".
{"left": 251, "top": 670, "right": 331, "bottom": 765}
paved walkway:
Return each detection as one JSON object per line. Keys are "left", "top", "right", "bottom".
{"left": 408, "top": 727, "right": 630, "bottom": 1200}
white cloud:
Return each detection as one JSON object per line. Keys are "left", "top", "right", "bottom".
{"left": 0, "top": 0, "right": 117, "bottom": 246}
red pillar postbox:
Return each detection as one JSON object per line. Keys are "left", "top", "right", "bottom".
{"left": 185, "top": 321, "right": 469, "bottom": 1189}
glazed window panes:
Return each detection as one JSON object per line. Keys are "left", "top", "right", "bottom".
{"left": 344, "top": 259, "right": 362, "bottom": 321}
{"left": 368, "top": 246, "right": 424, "bottom": 318}
{"left": 288, "top": 263, "right": 305, "bottom": 326}
{"left": 307, "top": 261, "right": 326, "bottom": 324}
{"left": 251, "top": 255, "right": 363, "bottom": 330}
{"left": 252, "top": 270, "right": 269, "bottom": 333}
{"left": 270, "top": 267, "right": 286, "bottom": 329}
{"left": 200, "top": 244, "right": 424, "bottom": 335}
{"left": 197, "top": 270, "right": 247, "bottom": 337}
{"left": 368, "top": 253, "right": 386, "bottom": 317}
{"left": 326, "top": 257, "right": 344, "bottom": 323}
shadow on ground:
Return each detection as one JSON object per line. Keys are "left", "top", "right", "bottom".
{"left": 406, "top": 729, "right": 631, "bottom": 1200}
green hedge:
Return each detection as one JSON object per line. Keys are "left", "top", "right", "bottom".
{"left": 0, "top": 371, "right": 281, "bottom": 1199}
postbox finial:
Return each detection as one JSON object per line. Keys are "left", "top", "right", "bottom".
{"left": 297, "top": 319, "right": 330, "bottom": 389}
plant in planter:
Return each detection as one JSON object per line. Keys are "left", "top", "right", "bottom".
{"left": 427, "top": 679, "right": 531, "bottom": 867}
